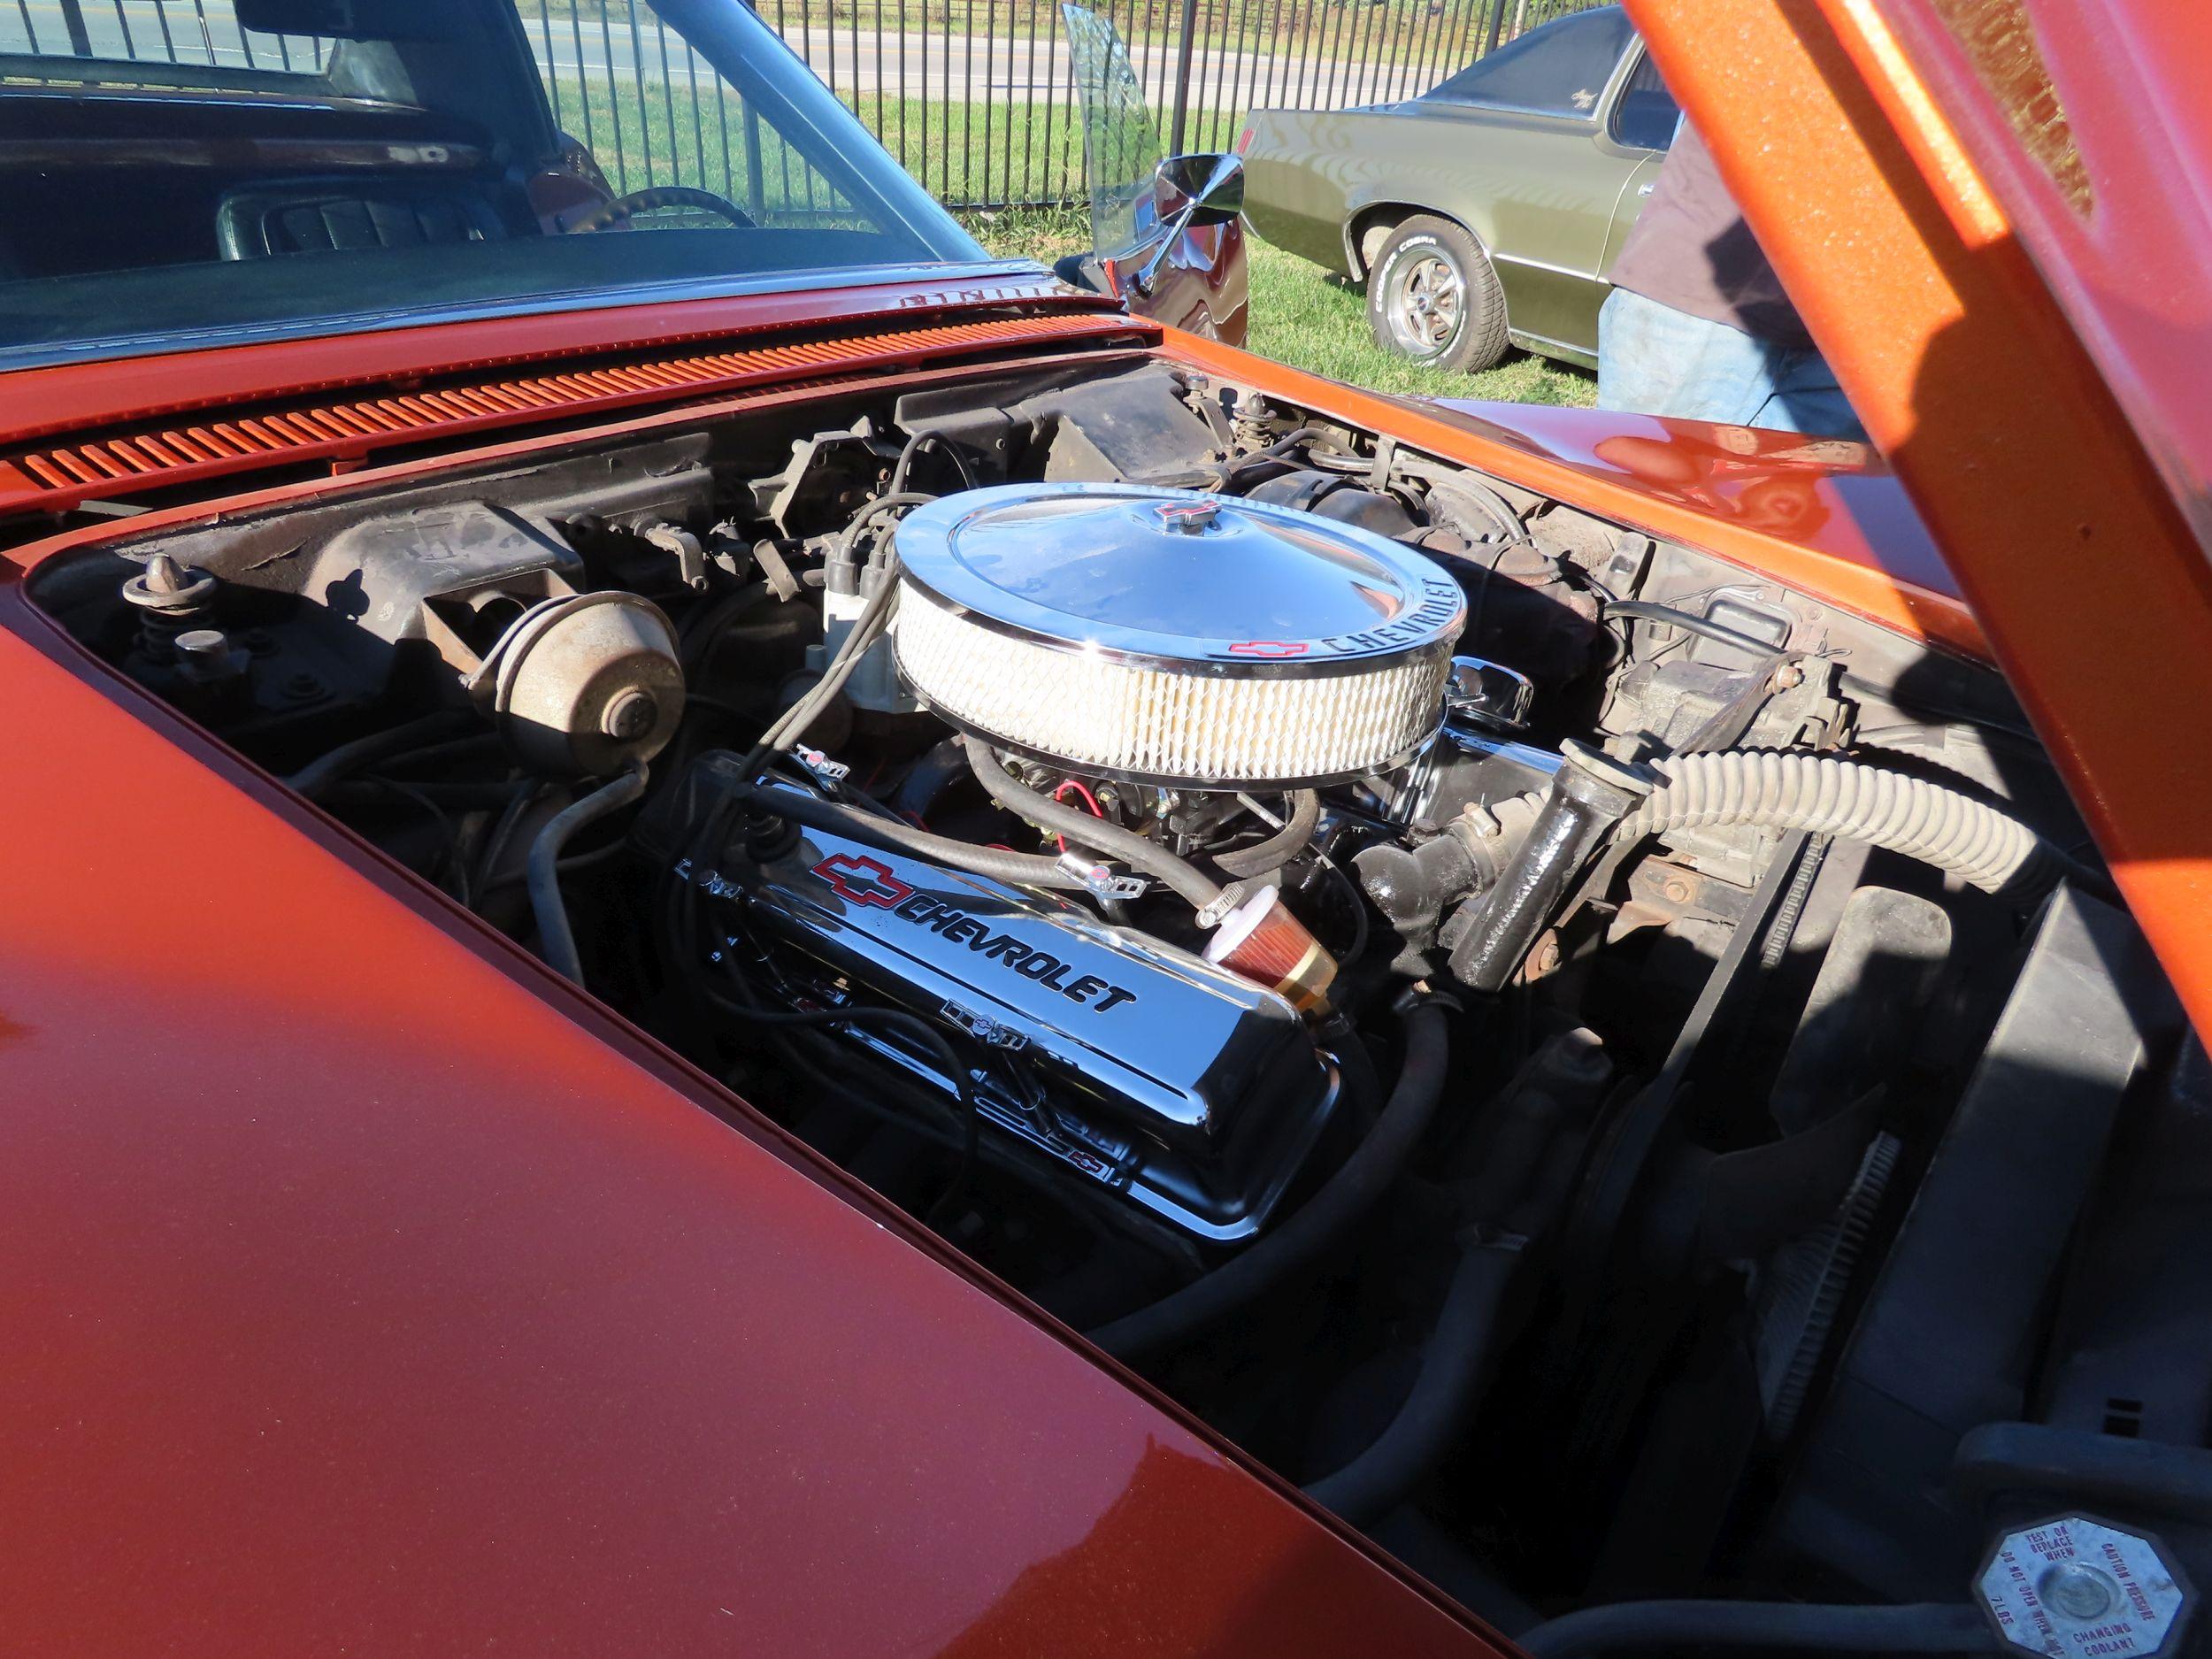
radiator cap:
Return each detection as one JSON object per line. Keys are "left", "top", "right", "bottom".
{"left": 1977, "top": 1514, "right": 2195, "bottom": 1658}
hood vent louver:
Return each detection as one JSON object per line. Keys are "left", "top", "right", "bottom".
{"left": 1, "top": 312, "right": 1147, "bottom": 518}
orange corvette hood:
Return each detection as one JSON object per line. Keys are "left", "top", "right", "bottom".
{"left": 1631, "top": 0, "right": 2212, "bottom": 1033}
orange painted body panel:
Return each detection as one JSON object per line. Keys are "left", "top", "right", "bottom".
{"left": 0, "top": 268, "right": 1112, "bottom": 449}
{"left": 7, "top": 0, "right": 2212, "bottom": 1625}
{"left": 1866, "top": 0, "right": 2212, "bottom": 550}
{"left": 0, "top": 311, "right": 1153, "bottom": 519}
{"left": 1624, "top": 0, "right": 2212, "bottom": 1035}
{"left": 0, "top": 584, "right": 1501, "bottom": 1656}
{"left": 4, "top": 311, "right": 1974, "bottom": 678}
{"left": 1163, "top": 328, "right": 1988, "bottom": 660}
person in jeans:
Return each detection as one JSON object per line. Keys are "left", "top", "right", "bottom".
{"left": 1599, "top": 119, "right": 1868, "bottom": 442}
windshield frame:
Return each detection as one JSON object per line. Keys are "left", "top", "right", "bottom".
{"left": 0, "top": 258, "right": 1053, "bottom": 373}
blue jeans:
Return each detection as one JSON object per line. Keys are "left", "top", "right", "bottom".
{"left": 1597, "top": 288, "right": 1867, "bottom": 441}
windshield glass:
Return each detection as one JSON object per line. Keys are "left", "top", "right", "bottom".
{"left": 0, "top": 0, "right": 988, "bottom": 365}
{"left": 1062, "top": 3, "right": 1160, "bottom": 260}
{"left": 1419, "top": 5, "right": 1633, "bottom": 118}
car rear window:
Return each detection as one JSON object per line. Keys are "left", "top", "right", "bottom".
{"left": 1609, "top": 48, "right": 1679, "bottom": 150}
{"left": 1420, "top": 6, "right": 1634, "bottom": 119}
{"left": 1, "top": 0, "right": 336, "bottom": 89}
{"left": 0, "top": 0, "right": 984, "bottom": 366}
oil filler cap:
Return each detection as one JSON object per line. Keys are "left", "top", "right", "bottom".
{"left": 1978, "top": 1514, "right": 2195, "bottom": 1658}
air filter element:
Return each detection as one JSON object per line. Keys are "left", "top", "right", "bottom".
{"left": 891, "top": 483, "right": 1465, "bottom": 787}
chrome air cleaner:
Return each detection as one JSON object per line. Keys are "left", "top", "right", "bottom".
{"left": 890, "top": 483, "right": 1465, "bottom": 787}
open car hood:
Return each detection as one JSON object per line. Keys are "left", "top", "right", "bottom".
{"left": 1632, "top": 0, "right": 2212, "bottom": 1033}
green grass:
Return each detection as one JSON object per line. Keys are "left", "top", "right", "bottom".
{"left": 1244, "top": 239, "right": 1595, "bottom": 404}
{"left": 550, "top": 81, "right": 1091, "bottom": 212}
{"left": 964, "top": 208, "right": 1596, "bottom": 406}
{"left": 963, "top": 201, "right": 1094, "bottom": 259}
{"left": 853, "top": 95, "right": 1087, "bottom": 207}
{"left": 539, "top": 0, "right": 1533, "bottom": 63}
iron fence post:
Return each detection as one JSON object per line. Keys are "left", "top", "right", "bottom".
{"left": 1167, "top": 0, "right": 1198, "bottom": 156}
{"left": 742, "top": 100, "right": 767, "bottom": 217}
{"left": 57, "top": 0, "right": 92, "bottom": 56}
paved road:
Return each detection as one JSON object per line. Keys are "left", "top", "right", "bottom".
{"left": 760, "top": 25, "right": 1441, "bottom": 108}
{"left": 4, "top": 0, "right": 1445, "bottom": 111}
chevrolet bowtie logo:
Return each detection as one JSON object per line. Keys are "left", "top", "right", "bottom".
{"left": 1154, "top": 500, "right": 1220, "bottom": 534}
{"left": 811, "top": 852, "right": 916, "bottom": 909}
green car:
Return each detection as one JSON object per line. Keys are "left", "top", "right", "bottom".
{"left": 1239, "top": 4, "right": 1678, "bottom": 372}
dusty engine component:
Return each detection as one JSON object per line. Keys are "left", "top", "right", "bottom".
{"left": 890, "top": 483, "right": 1466, "bottom": 787}
{"left": 307, "top": 502, "right": 588, "bottom": 688}
{"left": 481, "top": 592, "right": 686, "bottom": 776}
{"left": 652, "top": 764, "right": 1340, "bottom": 1242}
{"left": 1244, "top": 466, "right": 1421, "bottom": 539}
{"left": 120, "top": 553, "right": 219, "bottom": 664}
{"left": 296, "top": 503, "right": 687, "bottom": 775}
{"left": 890, "top": 363, "right": 1226, "bottom": 487}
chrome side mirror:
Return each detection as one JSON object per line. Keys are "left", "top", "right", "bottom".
{"left": 1127, "top": 153, "right": 1245, "bottom": 296}
{"left": 1153, "top": 152, "right": 1246, "bottom": 227}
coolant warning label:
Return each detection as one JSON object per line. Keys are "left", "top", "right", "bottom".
{"left": 1978, "top": 1515, "right": 2194, "bottom": 1659}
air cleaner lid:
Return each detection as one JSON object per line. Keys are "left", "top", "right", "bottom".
{"left": 892, "top": 483, "right": 1465, "bottom": 672}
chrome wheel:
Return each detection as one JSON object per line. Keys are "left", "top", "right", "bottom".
{"left": 1384, "top": 251, "right": 1463, "bottom": 357}
{"left": 1366, "top": 217, "right": 1511, "bottom": 371}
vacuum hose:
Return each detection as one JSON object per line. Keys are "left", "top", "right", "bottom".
{"left": 1216, "top": 789, "right": 1323, "bottom": 879}
{"left": 727, "top": 780, "right": 1090, "bottom": 892}
{"left": 963, "top": 736, "right": 1231, "bottom": 914}
{"left": 1519, "top": 1600, "right": 1993, "bottom": 1658}
{"left": 530, "top": 759, "right": 649, "bottom": 983}
{"left": 1624, "top": 751, "right": 2058, "bottom": 897}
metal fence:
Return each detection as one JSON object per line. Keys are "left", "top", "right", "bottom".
{"left": 2, "top": 0, "right": 1601, "bottom": 212}
{"left": 757, "top": 0, "right": 1604, "bottom": 209}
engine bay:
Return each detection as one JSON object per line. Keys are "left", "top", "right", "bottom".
{"left": 32, "top": 357, "right": 2210, "bottom": 1643}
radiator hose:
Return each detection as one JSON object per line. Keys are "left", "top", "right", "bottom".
{"left": 1623, "top": 750, "right": 2061, "bottom": 897}
{"left": 1087, "top": 999, "right": 1449, "bottom": 1361}
{"left": 1452, "top": 747, "right": 2078, "bottom": 992}
{"left": 1302, "top": 1234, "right": 1520, "bottom": 1525}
